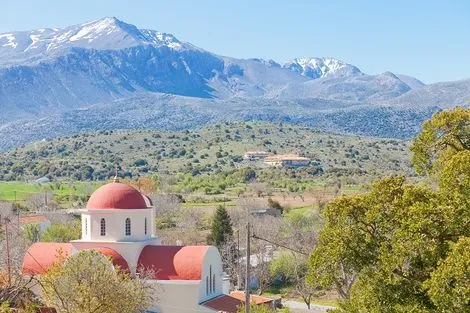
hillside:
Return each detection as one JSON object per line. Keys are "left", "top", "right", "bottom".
{"left": 1, "top": 17, "right": 469, "bottom": 149}
{"left": 0, "top": 122, "right": 414, "bottom": 182}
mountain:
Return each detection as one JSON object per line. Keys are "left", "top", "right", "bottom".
{"left": 0, "top": 17, "right": 192, "bottom": 66}
{"left": 282, "top": 57, "right": 361, "bottom": 79}
{"left": 0, "top": 17, "right": 468, "bottom": 150}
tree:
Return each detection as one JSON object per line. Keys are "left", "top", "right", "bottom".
{"left": 209, "top": 206, "right": 233, "bottom": 250}
{"left": 410, "top": 107, "right": 470, "bottom": 176}
{"left": 236, "top": 304, "right": 283, "bottom": 313}
{"left": 41, "top": 220, "right": 81, "bottom": 242}
{"left": 307, "top": 107, "right": 470, "bottom": 312}
{"left": 267, "top": 198, "right": 283, "bottom": 214}
{"left": 425, "top": 237, "right": 470, "bottom": 313}
{"left": 39, "top": 250, "right": 156, "bottom": 313}
{"left": 270, "top": 252, "right": 319, "bottom": 309}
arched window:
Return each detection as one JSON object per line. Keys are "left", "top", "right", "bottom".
{"left": 85, "top": 218, "right": 88, "bottom": 236}
{"left": 125, "top": 218, "right": 131, "bottom": 236}
{"left": 144, "top": 217, "right": 147, "bottom": 235}
{"left": 100, "top": 218, "right": 106, "bottom": 236}
{"left": 212, "top": 274, "right": 216, "bottom": 293}
{"left": 206, "top": 277, "right": 209, "bottom": 295}
{"left": 209, "top": 266, "right": 212, "bottom": 293}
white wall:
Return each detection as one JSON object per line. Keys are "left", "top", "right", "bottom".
{"left": 151, "top": 281, "right": 215, "bottom": 313}
{"left": 198, "top": 246, "right": 224, "bottom": 303}
{"left": 80, "top": 208, "right": 154, "bottom": 242}
{"left": 71, "top": 238, "right": 161, "bottom": 275}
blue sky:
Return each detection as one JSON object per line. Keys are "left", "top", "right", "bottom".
{"left": 1, "top": 0, "right": 469, "bottom": 83}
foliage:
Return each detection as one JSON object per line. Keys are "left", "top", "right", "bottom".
{"left": 23, "top": 223, "right": 40, "bottom": 242}
{"left": 236, "top": 304, "right": 276, "bottom": 313}
{"left": 0, "top": 122, "right": 413, "bottom": 183}
{"left": 308, "top": 107, "right": 470, "bottom": 312}
{"left": 267, "top": 198, "right": 283, "bottom": 214}
{"left": 270, "top": 252, "right": 319, "bottom": 309}
{"left": 425, "top": 237, "right": 470, "bottom": 313}
{"left": 39, "top": 250, "right": 156, "bottom": 313}
{"left": 410, "top": 107, "right": 469, "bottom": 176}
{"left": 209, "top": 206, "right": 233, "bottom": 250}
{"left": 41, "top": 220, "right": 81, "bottom": 242}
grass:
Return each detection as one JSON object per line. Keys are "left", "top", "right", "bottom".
{"left": 0, "top": 181, "right": 101, "bottom": 204}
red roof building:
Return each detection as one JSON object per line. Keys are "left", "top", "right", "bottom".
{"left": 22, "top": 181, "right": 240, "bottom": 313}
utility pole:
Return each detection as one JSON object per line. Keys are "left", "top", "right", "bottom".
{"left": 4, "top": 217, "right": 11, "bottom": 286}
{"left": 236, "top": 229, "right": 241, "bottom": 289}
{"left": 245, "top": 222, "right": 250, "bottom": 313}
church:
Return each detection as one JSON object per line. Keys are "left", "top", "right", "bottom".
{"left": 22, "top": 180, "right": 244, "bottom": 313}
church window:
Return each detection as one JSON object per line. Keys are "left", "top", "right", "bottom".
{"left": 85, "top": 218, "right": 88, "bottom": 235}
{"left": 125, "top": 218, "right": 131, "bottom": 236}
{"left": 206, "top": 277, "right": 209, "bottom": 295}
{"left": 100, "top": 218, "right": 106, "bottom": 236}
{"left": 212, "top": 274, "right": 216, "bottom": 292}
{"left": 209, "top": 266, "right": 212, "bottom": 293}
{"left": 144, "top": 217, "right": 147, "bottom": 235}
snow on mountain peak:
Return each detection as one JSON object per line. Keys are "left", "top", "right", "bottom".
{"left": 283, "top": 57, "right": 361, "bottom": 79}
{"left": 0, "top": 17, "right": 188, "bottom": 66}
{"left": 69, "top": 17, "right": 121, "bottom": 42}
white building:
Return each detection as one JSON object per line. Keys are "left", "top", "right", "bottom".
{"left": 243, "top": 151, "right": 269, "bottom": 161}
{"left": 22, "top": 181, "right": 244, "bottom": 313}
{"left": 264, "top": 154, "right": 310, "bottom": 167}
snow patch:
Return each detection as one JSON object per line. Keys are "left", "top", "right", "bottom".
{"left": 24, "top": 34, "right": 41, "bottom": 52}
{"left": 70, "top": 18, "right": 117, "bottom": 41}
{"left": 0, "top": 34, "right": 17, "bottom": 48}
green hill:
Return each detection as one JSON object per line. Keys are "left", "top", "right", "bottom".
{"left": 0, "top": 122, "right": 414, "bottom": 182}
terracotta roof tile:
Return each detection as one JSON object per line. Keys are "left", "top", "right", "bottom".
{"left": 87, "top": 182, "right": 150, "bottom": 210}
{"left": 202, "top": 294, "right": 244, "bottom": 313}
{"left": 19, "top": 215, "right": 49, "bottom": 224}
{"left": 230, "top": 291, "right": 274, "bottom": 305}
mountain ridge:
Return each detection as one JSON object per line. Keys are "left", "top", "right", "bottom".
{"left": 0, "top": 17, "right": 469, "bottom": 150}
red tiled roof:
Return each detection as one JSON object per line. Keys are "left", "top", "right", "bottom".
{"left": 89, "top": 247, "right": 129, "bottom": 271}
{"left": 137, "top": 245, "right": 209, "bottom": 280}
{"left": 230, "top": 291, "right": 274, "bottom": 305}
{"left": 19, "top": 215, "right": 49, "bottom": 224}
{"left": 22, "top": 243, "right": 129, "bottom": 275}
{"left": 22, "top": 243, "right": 72, "bottom": 275}
{"left": 202, "top": 294, "right": 244, "bottom": 313}
{"left": 86, "top": 182, "right": 151, "bottom": 210}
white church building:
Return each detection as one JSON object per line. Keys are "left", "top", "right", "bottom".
{"left": 22, "top": 181, "right": 244, "bottom": 313}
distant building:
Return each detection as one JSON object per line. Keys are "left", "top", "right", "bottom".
{"left": 264, "top": 154, "right": 310, "bottom": 167}
{"left": 243, "top": 151, "right": 269, "bottom": 161}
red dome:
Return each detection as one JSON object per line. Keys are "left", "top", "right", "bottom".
{"left": 86, "top": 182, "right": 150, "bottom": 210}
{"left": 137, "top": 245, "right": 209, "bottom": 280}
{"left": 90, "top": 247, "right": 129, "bottom": 271}
{"left": 22, "top": 243, "right": 72, "bottom": 275}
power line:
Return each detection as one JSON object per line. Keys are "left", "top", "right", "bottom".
{"left": 251, "top": 233, "right": 309, "bottom": 256}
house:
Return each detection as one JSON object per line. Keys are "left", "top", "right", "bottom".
{"left": 243, "top": 151, "right": 269, "bottom": 161}
{"left": 264, "top": 154, "right": 310, "bottom": 168}
{"left": 22, "top": 180, "right": 244, "bottom": 313}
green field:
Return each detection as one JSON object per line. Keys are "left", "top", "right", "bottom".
{"left": 0, "top": 181, "right": 101, "bottom": 205}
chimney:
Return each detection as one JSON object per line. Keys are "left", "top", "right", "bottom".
{"left": 221, "top": 272, "right": 230, "bottom": 294}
